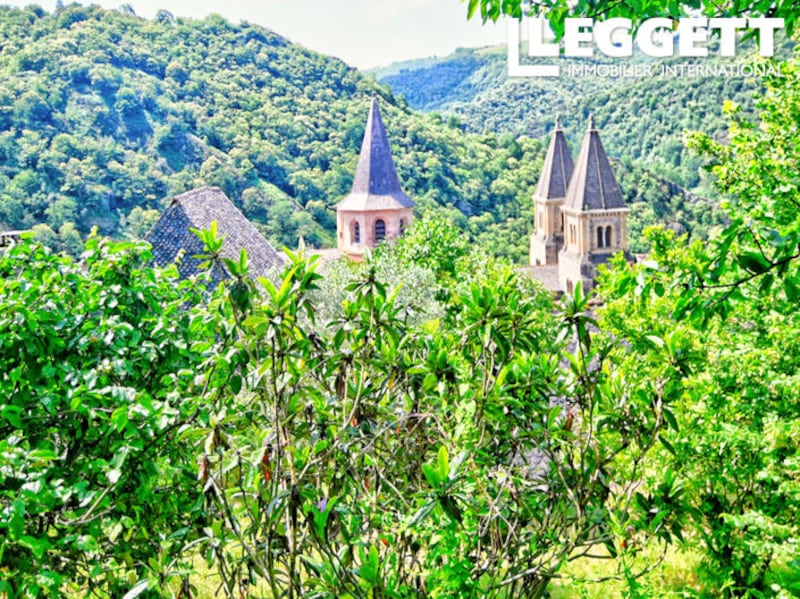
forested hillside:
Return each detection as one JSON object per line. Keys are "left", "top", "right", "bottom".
{"left": 378, "top": 41, "right": 792, "bottom": 190}
{"left": 0, "top": 4, "right": 548, "bottom": 260}
{"left": 0, "top": 4, "right": 740, "bottom": 262}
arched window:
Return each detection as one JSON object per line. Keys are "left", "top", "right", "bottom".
{"left": 375, "top": 219, "right": 386, "bottom": 242}
{"left": 399, "top": 219, "right": 406, "bottom": 236}
{"left": 597, "top": 226, "right": 604, "bottom": 248}
{"left": 353, "top": 221, "right": 361, "bottom": 244}
{"left": 538, "top": 211, "right": 544, "bottom": 231}
{"left": 560, "top": 213, "right": 565, "bottom": 233}
{"left": 605, "top": 225, "right": 612, "bottom": 248}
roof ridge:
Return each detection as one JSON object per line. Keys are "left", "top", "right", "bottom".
{"left": 145, "top": 187, "right": 285, "bottom": 282}
{"left": 591, "top": 132, "right": 606, "bottom": 209}
{"left": 535, "top": 121, "right": 574, "bottom": 201}
{"left": 564, "top": 119, "right": 627, "bottom": 213}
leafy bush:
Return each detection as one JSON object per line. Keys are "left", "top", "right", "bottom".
{"left": 0, "top": 236, "right": 224, "bottom": 595}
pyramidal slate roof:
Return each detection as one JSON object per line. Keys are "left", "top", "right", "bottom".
{"left": 336, "top": 97, "right": 415, "bottom": 212}
{"left": 535, "top": 118, "right": 574, "bottom": 200}
{"left": 564, "top": 117, "right": 627, "bottom": 212}
{"left": 146, "top": 186, "right": 284, "bottom": 281}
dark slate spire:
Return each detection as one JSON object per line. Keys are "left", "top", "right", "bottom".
{"left": 564, "top": 116, "right": 627, "bottom": 212}
{"left": 336, "top": 97, "right": 414, "bottom": 211}
{"left": 534, "top": 117, "right": 574, "bottom": 200}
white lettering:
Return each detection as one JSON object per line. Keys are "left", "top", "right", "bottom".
{"left": 637, "top": 17, "right": 673, "bottom": 57}
{"left": 564, "top": 18, "right": 594, "bottom": 57}
{"left": 595, "top": 18, "right": 633, "bottom": 57}
{"left": 709, "top": 17, "right": 747, "bottom": 57}
{"left": 677, "top": 18, "right": 708, "bottom": 57}
{"left": 507, "top": 19, "right": 559, "bottom": 77}
{"left": 528, "top": 17, "right": 559, "bottom": 57}
{"left": 748, "top": 18, "right": 784, "bottom": 56}
{"left": 508, "top": 16, "right": 785, "bottom": 77}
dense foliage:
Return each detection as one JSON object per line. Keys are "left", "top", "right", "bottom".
{"left": 0, "top": 224, "right": 698, "bottom": 598}
{"left": 0, "top": 235, "right": 223, "bottom": 595}
{"left": 0, "top": 4, "right": 544, "bottom": 261}
{"left": 599, "top": 54, "right": 800, "bottom": 595}
{"left": 2, "top": 3, "right": 799, "bottom": 598}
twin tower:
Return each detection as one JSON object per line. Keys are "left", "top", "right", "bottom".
{"left": 529, "top": 117, "right": 631, "bottom": 293}
{"left": 335, "top": 99, "right": 630, "bottom": 294}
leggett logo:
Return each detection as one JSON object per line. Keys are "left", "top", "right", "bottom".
{"left": 508, "top": 17, "right": 785, "bottom": 78}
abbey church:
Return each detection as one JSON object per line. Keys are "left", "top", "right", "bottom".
{"left": 335, "top": 97, "right": 415, "bottom": 260}
{"left": 332, "top": 99, "right": 631, "bottom": 293}
{"left": 144, "top": 97, "right": 629, "bottom": 295}
{"left": 529, "top": 117, "right": 632, "bottom": 293}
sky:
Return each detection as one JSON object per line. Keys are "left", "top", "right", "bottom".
{"left": 2, "top": 0, "right": 507, "bottom": 69}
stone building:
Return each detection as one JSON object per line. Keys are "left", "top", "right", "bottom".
{"left": 336, "top": 98, "right": 414, "bottom": 258}
{"left": 146, "top": 186, "right": 284, "bottom": 282}
{"left": 530, "top": 117, "right": 631, "bottom": 294}
{"left": 530, "top": 118, "right": 574, "bottom": 267}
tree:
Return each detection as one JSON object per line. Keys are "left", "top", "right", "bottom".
{"left": 0, "top": 236, "right": 226, "bottom": 596}
{"left": 58, "top": 222, "right": 83, "bottom": 257}
{"left": 125, "top": 206, "right": 160, "bottom": 239}
{"left": 598, "top": 56, "right": 800, "bottom": 595}
{"left": 30, "top": 223, "right": 58, "bottom": 249}
{"left": 45, "top": 196, "right": 77, "bottom": 230}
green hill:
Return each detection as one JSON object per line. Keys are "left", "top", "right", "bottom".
{"left": 378, "top": 41, "right": 792, "bottom": 191}
{"left": 0, "top": 4, "right": 551, "bottom": 261}
{"left": 1, "top": 5, "right": 772, "bottom": 262}
{"left": 377, "top": 41, "right": 798, "bottom": 251}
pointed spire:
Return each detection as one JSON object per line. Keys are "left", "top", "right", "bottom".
{"left": 564, "top": 119, "right": 626, "bottom": 212}
{"left": 534, "top": 118, "right": 574, "bottom": 201}
{"left": 336, "top": 97, "right": 414, "bottom": 211}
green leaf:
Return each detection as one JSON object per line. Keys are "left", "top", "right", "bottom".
{"left": 122, "top": 580, "right": 150, "bottom": 599}
{"left": 229, "top": 374, "right": 242, "bottom": 394}
{"left": 110, "top": 406, "right": 128, "bottom": 432}
{"left": 658, "top": 434, "right": 677, "bottom": 455}
{"left": 736, "top": 251, "right": 771, "bottom": 274}
{"left": 650, "top": 510, "right": 669, "bottom": 530}
{"left": 20, "top": 535, "right": 51, "bottom": 559}
{"left": 405, "top": 501, "right": 436, "bottom": 529}
{"left": 1, "top": 404, "right": 22, "bottom": 428}
{"left": 663, "top": 408, "right": 679, "bottom": 431}
{"left": 76, "top": 535, "right": 99, "bottom": 553}
{"left": 784, "top": 277, "right": 800, "bottom": 301}
{"left": 422, "top": 463, "right": 441, "bottom": 489}
{"left": 437, "top": 445, "right": 449, "bottom": 481}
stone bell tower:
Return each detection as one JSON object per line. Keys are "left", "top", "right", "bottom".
{"left": 558, "top": 116, "right": 631, "bottom": 294}
{"left": 530, "top": 118, "right": 574, "bottom": 266}
{"left": 336, "top": 97, "right": 414, "bottom": 259}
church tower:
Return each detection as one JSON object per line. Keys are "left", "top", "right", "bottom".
{"left": 336, "top": 97, "right": 414, "bottom": 258}
{"left": 558, "top": 116, "right": 631, "bottom": 294}
{"left": 530, "top": 118, "right": 574, "bottom": 266}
